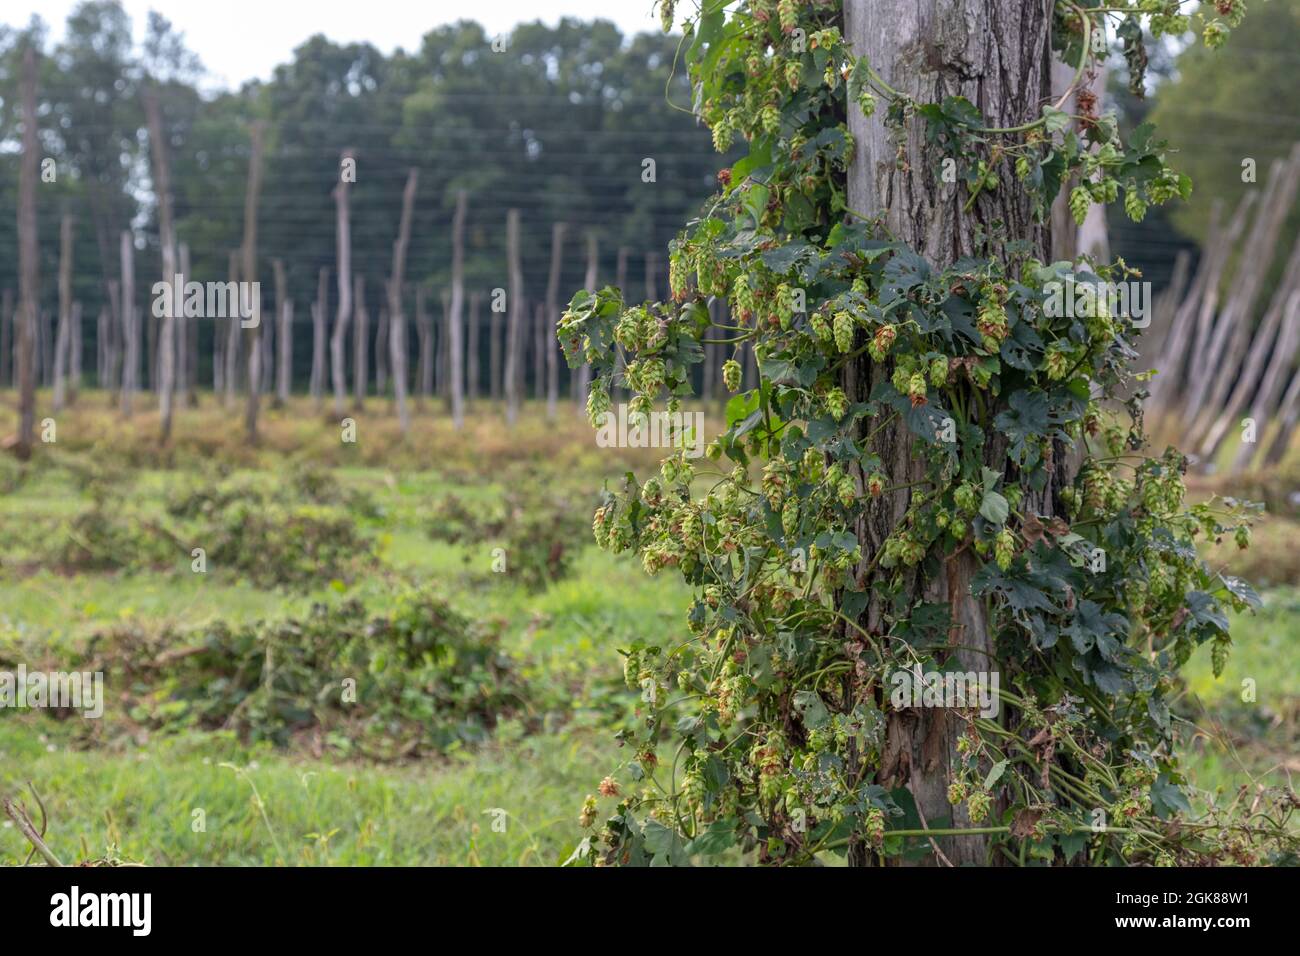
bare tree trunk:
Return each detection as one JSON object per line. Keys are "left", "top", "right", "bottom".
{"left": 490, "top": 293, "right": 503, "bottom": 400}
{"left": 387, "top": 167, "right": 418, "bottom": 435}
{"left": 310, "top": 267, "right": 327, "bottom": 409}
{"left": 69, "top": 302, "right": 82, "bottom": 403}
{"left": 53, "top": 213, "right": 74, "bottom": 413}
{"left": 577, "top": 232, "right": 597, "bottom": 407}
{"left": 238, "top": 122, "right": 266, "bottom": 441}
{"left": 178, "top": 242, "right": 192, "bottom": 405}
{"left": 106, "top": 278, "right": 121, "bottom": 399}
{"left": 375, "top": 304, "right": 388, "bottom": 394}
{"left": 449, "top": 190, "right": 468, "bottom": 429}
{"left": 432, "top": 288, "right": 445, "bottom": 403}
{"left": 418, "top": 287, "right": 434, "bottom": 404}
{"left": 272, "top": 258, "right": 289, "bottom": 407}
{"left": 1, "top": 287, "right": 12, "bottom": 389}
{"left": 504, "top": 208, "right": 524, "bottom": 426}
{"left": 468, "top": 290, "right": 482, "bottom": 402}
{"left": 615, "top": 247, "right": 629, "bottom": 400}
{"left": 353, "top": 274, "right": 368, "bottom": 411}
{"left": 145, "top": 86, "right": 178, "bottom": 442}
{"left": 14, "top": 45, "right": 39, "bottom": 456}
{"left": 330, "top": 150, "right": 354, "bottom": 417}
{"left": 843, "top": 0, "right": 1054, "bottom": 867}
{"left": 223, "top": 251, "right": 240, "bottom": 405}
{"left": 120, "top": 231, "right": 138, "bottom": 418}
{"left": 544, "top": 222, "right": 567, "bottom": 419}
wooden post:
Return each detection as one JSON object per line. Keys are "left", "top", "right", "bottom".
{"left": 311, "top": 267, "right": 327, "bottom": 409}
{"left": 272, "top": 258, "right": 289, "bottom": 407}
{"left": 239, "top": 121, "right": 266, "bottom": 441}
{"left": 106, "top": 278, "right": 121, "bottom": 399}
{"left": 69, "top": 302, "right": 82, "bottom": 403}
{"left": 418, "top": 286, "right": 434, "bottom": 404}
{"left": 352, "top": 273, "right": 368, "bottom": 411}
{"left": 120, "top": 231, "right": 137, "bottom": 418}
{"left": 468, "top": 291, "right": 482, "bottom": 402}
{"left": 489, "top": 290, "right": 503, "bottom": 401}
{"left": 145, "top": 86, "right": 178, "bottom": 441}
{"left": 544, "top": 221, "right": 567, "bottom": 419}
{"left": 15, "top": 44, "right": 38, "bottom": 456}
{"left": 433, "top": 288, "right": 447, "bottom": 402}
{"left": 375, "top": 303, "right": 388, "bottom": 394}
{"left": 449, "top": 190, "right": 468, "bottom": 429}
{"left": 386, "top": 167, "right": 418, "bottom": 435}
{"left": 576, "top": 232, "right": 597, "bottom": 407}
{"left": 53, "top": 213, "right": 74, "bottom": 412}
{"left": 330, "top": 149, "right": 354, "bottom": 417}
{"left": 504, "top": 208, "right": 524, "bottom": 426}
{"left": 1, "top": 287, "right": 11, "bottom": 389}
{"left": 178, "top": 241, "right": 192, "bottom": 405}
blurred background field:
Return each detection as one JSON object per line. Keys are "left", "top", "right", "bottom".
{"left": 0, "top": 396, "right": 1296, "bottom": 865}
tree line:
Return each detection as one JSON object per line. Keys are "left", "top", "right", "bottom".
{"left": 0, "top": 3, "right": 737, "bottom": 450}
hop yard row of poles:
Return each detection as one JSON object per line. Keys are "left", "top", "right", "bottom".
{"left": 0, "top": 45, "right": 758, "bottom": 455}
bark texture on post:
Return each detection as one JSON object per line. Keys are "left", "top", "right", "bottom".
{"left": 468, "top": 290, "right": 482, "bottom": 401}
{"left": 15, "top": 45, "right": 39, "bottom": 456}
{"left": 386, "top": 167, "right": 418, "bottom": 435}
{"left": 544, "top": 221, "right": 567, "bottom": 419}
{"left": 53, "top": 213, "right": 74, "bottom": 413}
{"left": 331, "top": 150, "right": 355, "bottom": 417}
{"left": 504, "top": 209, "right": 524, "bottom": 426}
{"left": 844, "top": 0, "right": 1056, "bottom": 867}
{"left": 449, "top": 190, "right": 468, "bottom": 429}
{"left": 353, "top": 274, "right": 368, "bottom": 411}
{"left": 120, "top": 232, "right": 138, "bottom": 418}
{"left": 311, "top": 267, "right": 328, "bottom": 408}
{"left": 273, "top": 258, "right": 289, "bottom": 406}
{"left": 577, "top": 232, "right": 598, "bottom": 407}
{"left": 145, "top": 86, "right": 178, "bottom": 440}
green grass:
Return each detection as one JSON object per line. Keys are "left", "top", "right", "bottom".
{"left": 1, "top": 394, "right": 1295, "bottom": 866}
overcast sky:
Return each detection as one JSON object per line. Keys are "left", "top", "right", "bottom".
{"left": 17, "top": 0, "right": 664, "bottom": 89}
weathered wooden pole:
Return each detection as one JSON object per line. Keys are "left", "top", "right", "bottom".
{"left": 386, "top": 167, "right": 418, "bottom": 435}
{"left": 544, "top": 221, "right": 567, "bottom": 419}
{"left": 330, "top": 149, "right": 355, "bottom": 417}
{"left": 449, "top": 190, "right": 468, "bottom": 429}
{"left": 504, "top": 208, "right": 524, "bottom": 426}
{"left": 15, "top": 44, "right": 39, "bottom": 456}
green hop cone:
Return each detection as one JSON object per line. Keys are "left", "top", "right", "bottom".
{"left": 929, "top": 356, "right": 949, "bottom": 388}
{"left": 994, "top": 528, "right": 1016, "bottom": 571}
{"left": 825, "top": 386, "right": 848, "bottom": 420}
{"left": 722, "top": 359, "right": 742, "bottom": 392}
{"left": 1069, "top": 185, "right": 1091, "bottom": 226}
{"left": 811, "top": 311, "right": 831, "bottom": 341}
{"left": 1124, "top": 188, "right": 1147, "bottom": 223}
{"left": 833, "top": 311, "right": 854, "bottom": 353}
{"left": 658, "top": 0, "right": 675, "bottom": 33}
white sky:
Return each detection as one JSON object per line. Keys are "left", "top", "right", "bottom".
{"left": 18, "top": 0, "right": 664, "bottom": 90}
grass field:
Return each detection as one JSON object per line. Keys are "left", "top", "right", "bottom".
{"left": 1, "top": 393, "right": 1296, "bottom": 865}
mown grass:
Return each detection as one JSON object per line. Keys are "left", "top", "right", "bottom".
{"left": 0, "top": 392, "right": 1295, "bottom": 865}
